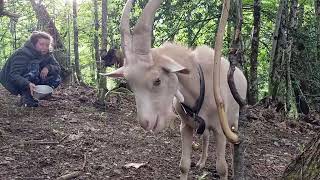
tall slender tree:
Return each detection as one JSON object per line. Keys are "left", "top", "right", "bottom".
{"left": 227, "top": 1, "right": 248, "bottom": 178}
{"left": 269, "top": 0, "right": 288, "bottom": 98}
{"left": 316, "top": 0, "right": 320, "bottom": 62}
{"left": 101, "top": 0, "right": 108, "bottom": 52}
{"left": 98, "top": 0, "right": 108, "bottom": 100}
{"left": 285, "top": 0, "right": 298, "bottom": 112}
{"left": 92, "top": 0, "right": 105, "bottom": 103}
{"left": 66, "top": 2, "right": 71, "bottom": 73}
{"left": 93, "top": 0, "right": 100, "bottom": 72}
{"left": 73, "top": 0, "right": 82, "bottom": 83}
{"left": 9, "top": 1, "right": 17, "bottom": 50}
{"left": 248, "top": 0, "right": 261, "bottom": 105}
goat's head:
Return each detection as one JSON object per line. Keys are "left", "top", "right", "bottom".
{"left": 101, "top": 0, "right": 189, "bottom": 132}
{"left": 102, "top": 48, "right": 124, "bottom": 68}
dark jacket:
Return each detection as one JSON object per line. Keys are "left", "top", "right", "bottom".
{"left": 0, "top": 40, "right": 61, "bottom": 95}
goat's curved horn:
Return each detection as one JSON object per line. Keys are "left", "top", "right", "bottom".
{"left": 133, "top": 0, "right": 164, "bottom": 54}
{"left": 120, "top": 0, "right": 134, "bottom": 61}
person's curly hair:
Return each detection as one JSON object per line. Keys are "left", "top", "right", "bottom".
{"left": 30, "top": 31, "right": 54, "bottom": 51}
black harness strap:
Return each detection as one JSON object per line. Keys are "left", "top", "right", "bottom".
{"left": 180, "top": 64, "right": 206, "bottom": 134}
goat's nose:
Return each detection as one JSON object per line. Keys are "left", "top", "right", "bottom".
{"left": 139, "top": 119, "right": 149, "bottom": 130}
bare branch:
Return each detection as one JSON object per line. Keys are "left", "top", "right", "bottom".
{"left": 213, "top": 0, "right": 239, "bottom": 144}
{"left": 0, "top": 0, "right": 19, "bottom": 20}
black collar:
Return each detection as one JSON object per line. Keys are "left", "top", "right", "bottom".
{"left": 180, "top": 64, "right": 206, "bottom": 134}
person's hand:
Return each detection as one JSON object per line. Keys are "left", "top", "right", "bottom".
{"left": 40, "top": 67, "right": 49, "bottom": 79}
{"left": 29, "top": 83, "right": 36, "bottom": 96}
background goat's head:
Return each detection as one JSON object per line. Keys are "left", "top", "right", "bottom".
{"left": 101, "top": 0, "right": 189, "bottom": 132}
{"left": 101, "top": 48, "right": 124, "bottom": 68}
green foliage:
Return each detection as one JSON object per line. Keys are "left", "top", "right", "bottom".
{"left": 0, "top": 0, "right": 319, "bottom": 105}
{"left": 0, "top": 0, "right": 36, "bottom": 65}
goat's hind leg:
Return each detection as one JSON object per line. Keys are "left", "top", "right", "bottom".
{"left": 179, "top": 122, "right": 193, "bottom": 180}
{"left": 196, "top": 129, "right": 210, "bottom": 169}
{"left": 214, "top": 130, "right": 228, "bottom": 180}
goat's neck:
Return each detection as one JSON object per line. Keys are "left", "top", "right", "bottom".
{"left": 155, "top": 44, "right": 204, "bottom": 108}
{"left": 176, "top": 61, "right": 202, "bottom": 108}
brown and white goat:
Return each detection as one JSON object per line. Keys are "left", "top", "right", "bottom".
{"left": 101, "top": 0, "right": 247, "bottom": 179}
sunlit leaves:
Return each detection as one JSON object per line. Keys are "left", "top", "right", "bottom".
{"left": 0, "top": 0, "right": 319, "bottom": 92}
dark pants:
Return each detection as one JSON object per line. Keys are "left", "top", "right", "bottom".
{"left": 22, "top": 63, "right": 61, "bottom": 90}
{"left": 18, "top": 64, "right": 61, "bottom": 106}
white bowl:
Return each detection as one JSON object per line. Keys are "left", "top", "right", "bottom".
{"left": 34, "top": 85, "right": 53, "bottom": 100}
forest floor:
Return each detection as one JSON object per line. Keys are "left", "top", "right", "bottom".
{"left": 0, "top": 85, "right": 319, "bottom": 180}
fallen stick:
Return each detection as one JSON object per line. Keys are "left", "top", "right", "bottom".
{"left": 0, "top": 139, "right": 62, "bottom": 150}
{"left": 20, "top": 140, "right": 60, "bottom": 145}
{"left": 59, "top": 135, "right": 69, "bottom": 143}
{"left": 57, "top": 153, "right": 87, "bottom": 180}
{"left": 56, "top": 171, "right": 83, "bottom": 180}
{"left": 82, "top": 154, "right": 87, "bottom": 170}
{"left": 15, "top": 176, "right": 46, "bottom": 179}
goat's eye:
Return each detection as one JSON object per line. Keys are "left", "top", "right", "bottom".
{"left": 153, "top": 78, "right": 161, "bottom": 86}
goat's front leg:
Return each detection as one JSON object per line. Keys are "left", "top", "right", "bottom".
{"left": 179, "top": 122, "right": 193, "bottom": 180}
{"left": 196, "top": 129, "right": 209, "bottom": 169}
{"left": 214, "top": 130, "right": 228, "bottom": 180}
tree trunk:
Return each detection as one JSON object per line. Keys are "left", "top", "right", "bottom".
{"left": 65, "top": 1, "right": 72, "bottom": 84}
{"left": 270, "top": 0, "right": 290, "bottom": 99}
{"left": 282, "top": 132, "right": 320, "bottom": 179}
{"left": 93, "top": 0, "right": 100, "bottom": 73}
{"left": 9, "top": 1, "right": 17, "bottom": 50}
{"left": 269, "top": 0, "right": 286, "bottom": 98}
{"left": 72, "top": 0, "right": 82, "bottom": 84}
{"left": 99, "top": 0, "right": 107, "bottom": 94}
{"left": 0, "top": 0, "right": 19, "bottom": 19}
{"left": 316, "top": 0, "right": 320, "bottom": 62}
{"left": 101, "top": 0, "right": 108, "bottom": 52}
{"left": 289, "top": 4, "right": 310, "bottom": 115}
{"left": 29, "top": 0, "right": 71, "bottom": 81}
{"left": 0, "top": 0, "right": 4, "bottom": 15}
{"left": 92, "top": 0, "right": 106, "bottom": 104}
{"left": 248, "top": 0, "right": 261, "bottom": 105}
{"left": 284, "top": 0, "right": 298, "bottom": 113}
{"left": 228, "top": 0, "right": 246, "bottom": 107}
{"left": 90, "top": 46, "right": 96, "bottom": 83}
{"left": 227, "top": 0, "right": 249, "bottom": 179}
{"left": 285, "top": 40, "right": 292, "bottom": 113}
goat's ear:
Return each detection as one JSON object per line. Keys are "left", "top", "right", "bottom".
{"left": 100, "top": 66, "right": 125, "bottom": 78}
{"left": 160, "top": 55, "right": 190, "bottom": 74}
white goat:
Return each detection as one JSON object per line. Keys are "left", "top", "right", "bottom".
{"left": 101, "top": 0, "right": 247, "bottom": 179}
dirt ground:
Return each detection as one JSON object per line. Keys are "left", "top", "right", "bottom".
{"left": 0, "top": 85, "right": 318, "bottom": 180}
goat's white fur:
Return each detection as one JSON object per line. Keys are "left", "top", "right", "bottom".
{"left": 155, "top": 43, "right": 247, "bottom": 180}
{"left": 104, "top": 42, "right": 247, "bottom": 179}
{"left": 103, "top": 0, "right": 247, "bottom": 179}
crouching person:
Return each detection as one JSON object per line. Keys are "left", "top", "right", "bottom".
{"left": 0, "top": 31, "right": 61, "bottom": 107}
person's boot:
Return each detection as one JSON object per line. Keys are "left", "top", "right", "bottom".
{"left": 20, "top": 91, "right": 39, "bottom": 107}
